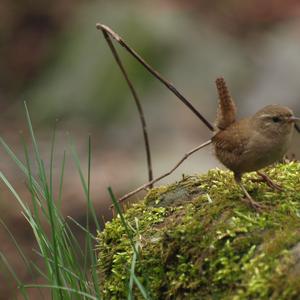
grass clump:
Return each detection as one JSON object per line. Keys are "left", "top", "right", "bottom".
{"left": 97, "top": 162, "right": 300, "bottom": 299}
{"left": 0, "top": 103, "right": 102, "bottom": 299}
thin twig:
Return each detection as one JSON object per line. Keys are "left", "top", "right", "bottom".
{"left": 96, "top": 23, "right": 214, "bottom": 132}
{"left": 118, "top": 139, "right": 212, "bottom": 203}
{"left": 99, "top": 25, "right": 153, "bottom": 186}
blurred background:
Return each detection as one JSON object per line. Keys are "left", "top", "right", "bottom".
{"left": 1, "top": 0, "right": 300, "bottom": 298}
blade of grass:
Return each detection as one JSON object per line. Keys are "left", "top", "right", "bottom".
{"left": 49, "top": 122, "right": 57, "bottom": 206}
{"left": 69, "top": 138, "right": 100, "bottom": 230}
{"left": 24, "top": 102, "right": 49, "bottom": 195}
{"left": 0, "top": 222, "right": 47, "bottom": 300}
{"left": 132, "top": 273, "right": 151, "bottom": 300}
{"left": 21, "top": 134, "right": 45, "bottom": 226}
{"left": 0, "top": 219, "right": 46, "bottom": 300}
{"left": 0, "top": 171, "right": 31, "bottom": 214}
{"left": 0, "top": 137, "right": 43, "bottom": 196}
{"left": 67, "top": 217, "right": 97, "bottom": 241}
{"left": 108, "top": 187, "right": 137, "bottom": 254}
{"left": 109, "top": 188, "right": 151, "bottom": 299}
{"left": 85, "top": 136, "right": 102, "bottom": 298}
{"left": 0, "top": 219, "right": 31, "bottom": 271}
{"left": 0, "top": 252, "right": 29, "bottom": 300}
{"left": 58, "top": 219, "right": 85, "bottom": 258}
{"left": 32, "top": 249, "right": 83, "bottom": 282}
{"left": 40, "top": 158, "right": 64, "bottom": 297}
{"left": 128, "top": 244, "right": 138, "bottom": 300}
{"left": 24, "top": 103, "right": 66, "bottom": 298}
{"left": 1, "top": 171, "right": 51, "bottom": 272}
{"left": 58, "top": 150, "right": 66, "bottom": 210}
{"left": 84, "top": 136, "right": 92, "bottom": 273}
{"left": 24, "top": 284, "right": 98, "bottom": 300}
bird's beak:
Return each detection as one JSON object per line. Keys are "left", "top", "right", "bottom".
{"left": 288, "top": 117, "right": 300, "bottom": 132}
{"left": 288, "top": 116, "right": 300, "bottom": 123}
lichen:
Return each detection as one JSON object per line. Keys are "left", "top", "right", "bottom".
{"left": 97, "top": 162, "right": 300, "bottom": 299}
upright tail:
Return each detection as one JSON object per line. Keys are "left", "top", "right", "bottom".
{"left": 215, "top": 77, "right": 236, "bottom": 130}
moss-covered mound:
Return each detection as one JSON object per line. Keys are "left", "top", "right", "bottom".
{"left": 97, "top": 162, "right": 300, "bottom": 299}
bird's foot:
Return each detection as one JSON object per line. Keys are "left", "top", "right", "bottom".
{"left": 253, "top": 171, "right": 283, "bottom": 192}
{"left": 239, "top": 182, "right": 266, "bottom": 212}
{"left": 240, "top": 195, "right": 266, "bottom": 212}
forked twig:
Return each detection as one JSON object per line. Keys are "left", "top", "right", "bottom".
{"left": 118, "top": 139, "right": 212, "bottom": 203}
{"left": 96, "top": 24, "right": 215, "bottom": 205}
{"left": 96, "top": 24, "right": 214, "bottom": 132}
{"left": 98, "top": 24, "right": 153, "bottom": 187}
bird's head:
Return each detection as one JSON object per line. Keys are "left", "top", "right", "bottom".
{"left": 252, "top": 105, "right": 299, "bottom": 138}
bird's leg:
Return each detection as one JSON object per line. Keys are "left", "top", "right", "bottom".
{"left": 238, "top": 183, "right": 265, "bottom": 211}
{"left": 254, "top": 171, "right": 283, "bottom": 191}
{"left": 235, "top": 173, "right": 265, "bottom": 211}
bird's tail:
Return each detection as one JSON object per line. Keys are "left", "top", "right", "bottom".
{"left": 215, "top": 77, "right": 236, "bottom": 130}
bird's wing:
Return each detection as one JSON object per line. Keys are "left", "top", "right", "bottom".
{"left": 212, "top": 121, "right": 250, "bottom": 156}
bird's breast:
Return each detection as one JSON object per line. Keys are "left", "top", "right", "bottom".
{"left": 213, "top": 129, "right": 293, "bottom": 174}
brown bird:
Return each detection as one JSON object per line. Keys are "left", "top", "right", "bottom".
{"left": 212, "top": 77, "right": 300, "bottom": 210}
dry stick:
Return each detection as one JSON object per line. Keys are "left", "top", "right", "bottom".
{"left": 96, "top": 24, "right": 214, "bottom": 204}
{"left": 118, "top": 139, "right": 212, "bottom": 203}
{"left": 96, "top": 24, "right": 214, "bottom": 132}
{"left": 99, "top": 26, "right": 153, "bottom": 187}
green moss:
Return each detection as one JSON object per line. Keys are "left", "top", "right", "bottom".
{"left": 97, "top": 162, "right": 300, "bottom": 299}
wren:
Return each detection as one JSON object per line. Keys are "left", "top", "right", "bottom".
{"left": 212, "top": 77, "right": 300, "bottom": 209}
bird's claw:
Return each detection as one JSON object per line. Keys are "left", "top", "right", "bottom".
{"left": 240, "top": 196, "right": 267, "bottom": 212}
{"left": 253, "top": 172, "right": 283, "bottom": 192}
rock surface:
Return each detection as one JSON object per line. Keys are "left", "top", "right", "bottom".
{"left": 97, "top": 162, "right": 300, "bottom": 299}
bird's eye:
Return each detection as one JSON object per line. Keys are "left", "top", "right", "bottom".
{"left": 272, "top": 116, "right": 281, "bottom": 123}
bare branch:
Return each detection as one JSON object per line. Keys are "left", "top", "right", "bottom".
{"left": 96, "top": 23, "right": 214, "bottom": 132}
{"left": 118, "top": 139, "right": 212, "bottom": 203}
{"left": 98, "top": 24, "right": 153, "bottom": 186}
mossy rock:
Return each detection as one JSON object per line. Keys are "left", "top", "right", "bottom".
{"left": 97, "top": 162, "right": 300, "bottom": 299}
